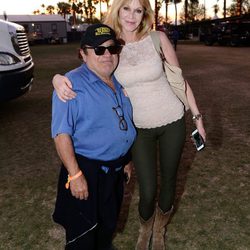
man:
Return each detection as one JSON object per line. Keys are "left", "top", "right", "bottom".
{"left": 51, "top": 24, "right": 136, "bottom": 250}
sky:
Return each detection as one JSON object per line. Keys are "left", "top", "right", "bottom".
{"left": 1, "top": 0, "right": 233, "bottom": 19}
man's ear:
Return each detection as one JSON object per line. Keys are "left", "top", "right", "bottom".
{"left": 79, "top": 49, "right": 87, "bottom": 62}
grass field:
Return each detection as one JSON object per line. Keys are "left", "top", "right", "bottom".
{"left": 0, "top": 42, "right": 249, "bottom": 250}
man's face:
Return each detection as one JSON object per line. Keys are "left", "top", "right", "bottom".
{"left": 80, "top": 40, "right": 119, "bottom": 79}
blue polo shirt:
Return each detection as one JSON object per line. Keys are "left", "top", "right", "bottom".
{"left": 51, "top": 64, "right": 136, "bottom": 161}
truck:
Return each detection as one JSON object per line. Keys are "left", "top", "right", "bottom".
{"left": 0, "top": 19, "right": 34, "bottom": 101}
{"left": 199, "top": 14, "right": 250, "bottom": 47}
{"left": 203, "top": 21, "right": 250, "bottom": 47}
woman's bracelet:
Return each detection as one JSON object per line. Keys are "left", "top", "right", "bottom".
{"left": 65, "top": 170, "right": 83, "bottom": 189}
{"left": 192, "top": 113, "right": 203, "bottom": 122}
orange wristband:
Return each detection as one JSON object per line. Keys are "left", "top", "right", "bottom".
{"left": 65, "top": 170, "right": 83, "bottom": 189}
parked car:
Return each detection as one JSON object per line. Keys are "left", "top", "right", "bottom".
{"left": 0, "top": 19, "right": 34, "bottom": 101}
{"left": 203, "top": 21, "right": 250, "bottom": 46}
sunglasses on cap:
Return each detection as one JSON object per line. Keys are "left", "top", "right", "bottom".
{"left": 83, "top": 45, "right": 123, "bottom": 56}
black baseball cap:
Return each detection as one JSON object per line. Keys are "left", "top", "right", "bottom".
{"left": 80, "top": 23, "right": 120, "bottom": 48}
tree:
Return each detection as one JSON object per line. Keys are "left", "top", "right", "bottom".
{"left": 82, "top": 0, "right": 97, "bottom": 23}
{"left": 92, "top": 0, "right": 107, "bottom": 20}
{"left": 46, "top": 5, "right": 55, "bottom": 14}
{"left": 184, "top": 0, "right": 188, "bottom": 22}
{"left": 33, "top": 9, "right": 41, "bottom": 15}
{"left": 57, "top": 2, "right": 71, "bottom": 19}
{"left": 68, "top": 0, "right": 78, "bottom": 26}
{"left": 223, "top": 0, "right": 227, "bottom": 18}
{"left": 227, "top": 0, "right": 250, "bottom": 16}
{"left": 159, "top": 0, "right": 182, "bottom": 26}
{"left": 162, "top": 0, "right": 170, "bottom": 23}
{"left": 180, "top": 0, "right": 204, "bottom": 22}
{"left": 154, "top": 0, "right": 163, "bottom": 28}
{"left": 173, "top": 0, "right": 182, "bottom": 26}
{"left": 213, "top": 3, "right": 219, "bottom": 18}
{"left": 41, "top": 4, "right": 46, "bottom": 14}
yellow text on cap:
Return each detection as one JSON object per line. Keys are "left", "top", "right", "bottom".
{"left": 95, "top": 27, "right": 111, "bottom": 36}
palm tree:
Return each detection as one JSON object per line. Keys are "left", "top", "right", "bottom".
{"left": 41, "top": 4, "right": 46, "bottom": 14}
{"left": 162, "top": 0, "right": 170, "bottom": 23}
{"left": 172, "top": 0, "right": 182, "bottom": 26}
{"left": 227, "top": 0, "right": 249, "bottom": 16}
{"left": 33, "top": 9, "right": 41, "bottom": 15}
{"left": 213, "top": 3, "right": 219, "bottom": 18}
{"left": 57, "top": 2, "right": 71, "bottom": 19}
{"left": 223, "top": 0, "right": 227, "bottom": 18}
{"left": 236, "top": 0, "right": 242, "bottom": 15}
{"left": 69, "top": 0, "right": 78, "bottom": 26}
{"left": 160, "top": 0, "right": 182, "bottom": 26}
{"left": 82, "top": 0, "right": 96, "bottom": 23}
{"left": 46, "top": 5, "right": 55, "bottom": 14}
{"left": 93, "top": 0, "right": 105, "bottom": 20}
{"left": 154, "top": 0, "right": 162, "bottom": 29}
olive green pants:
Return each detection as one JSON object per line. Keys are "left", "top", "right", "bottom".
{"left": 132, "top": 117, "right": 186, "bottom": 220}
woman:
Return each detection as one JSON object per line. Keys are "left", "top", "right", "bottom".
{"left": 52, "top": 1, "right": 206, "bottom": 249}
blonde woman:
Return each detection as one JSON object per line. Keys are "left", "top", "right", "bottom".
{"left": 52, "top": 0, "right": 206, "bottom": 249}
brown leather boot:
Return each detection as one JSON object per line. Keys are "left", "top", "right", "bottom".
{"left": 135, "top": 214, "right": 155, "bottom": 250}
{"left": 151, "top": 205, "right": 173, "bottom": 250}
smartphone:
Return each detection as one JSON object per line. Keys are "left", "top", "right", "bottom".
{"left": 191, "top": 129, "right": 205, "bottom": 151}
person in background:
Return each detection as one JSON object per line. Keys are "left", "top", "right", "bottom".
{"left": 51, "top": 23, "right": 136, "bottom": 250}
{"left": 172, "top": 28, "right": 179, "bottom": 51}
{"left": 52, "top": 0, "right": 206, "bottom": 249}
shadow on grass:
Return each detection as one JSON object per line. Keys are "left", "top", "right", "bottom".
{"left": 115, "top": 170, "right": 136, "bottom": 233}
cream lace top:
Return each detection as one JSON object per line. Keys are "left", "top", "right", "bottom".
{"left": 114, "top": 35, "right": 184, "bottom": 128}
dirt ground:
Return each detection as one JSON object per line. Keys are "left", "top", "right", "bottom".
{"left": 0, "top": 41, "right": 249, "bottom": 249}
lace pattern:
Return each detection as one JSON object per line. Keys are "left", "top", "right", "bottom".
{"left": 115, "top": 35, "right": 184, "bottom": 128}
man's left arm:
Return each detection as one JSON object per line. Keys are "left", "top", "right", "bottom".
{"left": 54, "top": 133, "right": 89, "bottom": 200}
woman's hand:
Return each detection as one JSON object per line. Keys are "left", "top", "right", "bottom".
{"left": 195, "top": 119, "right": 206, "bottom": 142}
{"left": 52, "top": 74, "right": 76, "bottom": 102}
{"left": 124, "top": 161, "right": 133, "bottom": 184}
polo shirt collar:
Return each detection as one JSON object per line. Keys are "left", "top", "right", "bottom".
{"left": 82, "top": 63, "right": 122, "bottom": 90}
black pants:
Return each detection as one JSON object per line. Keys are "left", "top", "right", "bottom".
{"left": 53, "top": 154, "right": 127, "bottom": 250}
{"left": 132, "top": 117, "right": 186, "bottom": 220}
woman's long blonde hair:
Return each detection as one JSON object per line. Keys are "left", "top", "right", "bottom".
{"left": 104, "top": 0, "right": 154, "bottom": 39}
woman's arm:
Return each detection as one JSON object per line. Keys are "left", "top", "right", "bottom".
{"left": 158, "top": 31, "right": 206, "bottom": 141}
{"left": 158, "top": 31, "right": 180, "bottom": 66}
{"left": 185, "top": 81, "right": 206, "bottom": 141}
{"left": 52, "top": 74, "right": 76, "bottom": 102}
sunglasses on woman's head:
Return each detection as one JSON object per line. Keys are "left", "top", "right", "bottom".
{"left": 84, "top": 45, "right": 123, "bottom": 56}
